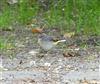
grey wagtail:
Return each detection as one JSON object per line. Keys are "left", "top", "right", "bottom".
{"left": 38, "top": 33, "right": 66, "bottom": 51}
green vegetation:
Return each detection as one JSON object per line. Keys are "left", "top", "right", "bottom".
{"left": 0, "top": 0, "right": 100, "bottom": 35}
{"left": 0, "top": 0, "right": 38, "bottom": 28}
{"left": 43, "top": 0, "right": 100, "bottom": 35}
{"left": 0, "top": 36, "right": 15, "bottom": 58}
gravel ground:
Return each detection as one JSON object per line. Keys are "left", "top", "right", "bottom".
{"left": 0, "top": 25, "right": 100, "bottom": 84}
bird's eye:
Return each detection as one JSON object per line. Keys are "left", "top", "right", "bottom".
{"left": 53, "top": 39, "right": 59, "bottom": 42}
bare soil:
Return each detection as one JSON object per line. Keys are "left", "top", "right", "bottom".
{"left": 0, "top": 25, "right": 100, "bottom": 84}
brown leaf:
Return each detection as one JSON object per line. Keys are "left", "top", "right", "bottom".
{"left": 31, "top": 27, "right": 43, "bottom": 33}
{"left": 63, "top": 52, "right": 75, "bottom": 57}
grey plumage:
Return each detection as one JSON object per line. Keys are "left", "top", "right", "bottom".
{"left": 38, "top": 33, "right": 66, "bottom": 51}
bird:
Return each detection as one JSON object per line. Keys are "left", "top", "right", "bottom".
{"left": 38, "top": 33, "right": 66, "bottom": 51}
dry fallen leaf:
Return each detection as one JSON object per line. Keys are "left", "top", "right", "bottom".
{"left": 63, "top": 52, "right": 75, "bottom": 57}
{"left": 31, "top": 27, "right": 43, "bottom": 33}
{"left": 63, "top": 51, "right": 80, "bottom": 57}
{"left": 79, "top": 79, "right": 100, "bottom": 84}
{"left": 64, "top": 32, "right": 75, "bottom": 38}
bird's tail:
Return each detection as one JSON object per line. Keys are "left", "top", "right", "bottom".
{"left": 53, "top": 40, "right": 66, "bottom": 45}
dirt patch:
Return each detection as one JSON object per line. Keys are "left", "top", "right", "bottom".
{"left": 0, "top": 25, "right": 100, "bottom": 84}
